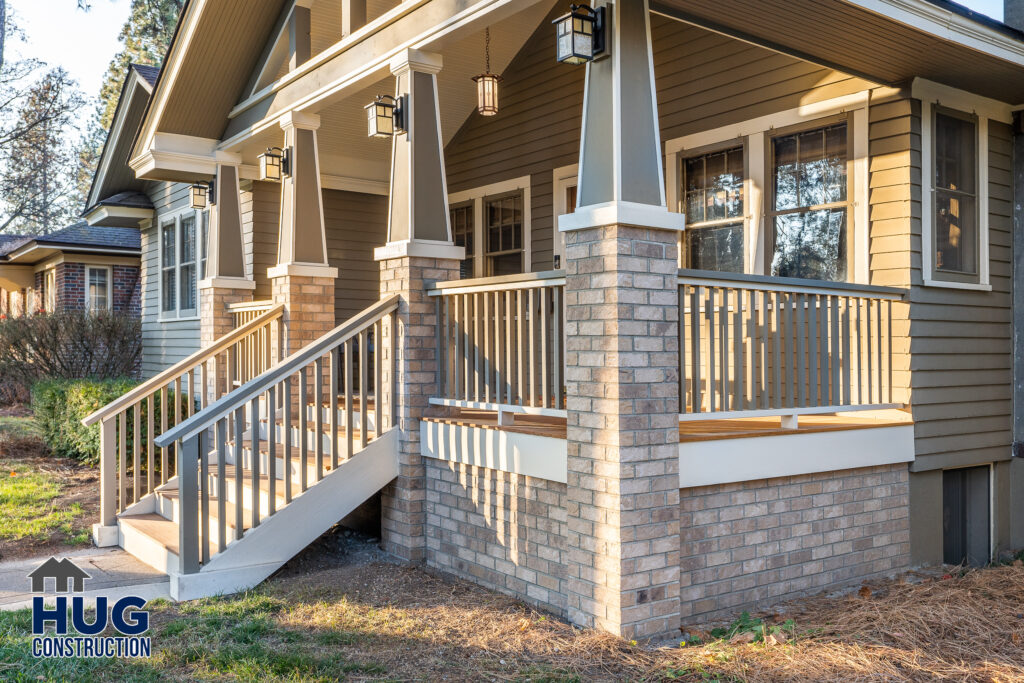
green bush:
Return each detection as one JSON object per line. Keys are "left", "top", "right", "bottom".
{"left": 32, "top": 378, "right": 139, "bottom": 467}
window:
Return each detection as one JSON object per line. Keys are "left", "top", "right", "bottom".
{"left": 161, "top": 219, "right": 176, "bottom": 312}
{"left": 448, "top": 177, "right": 532, "bottom": 278}
{"left": 484, "top": 193, "right": 524, "bottom": 276}
{"left": 933, "top": 110, "right": 978, "bottom": 278}
{"left": 682, "top": 147, "right": 744, "bottom": 272}
{"left": 180, "top": 214, "right": 197, "bottom": 312}
{"left": 86, "top": 267, "right": 111, "bottom": 311}
{"left": 44, "top": 268, "right": 55, "bottom": 312}
{"left": 160, "top": 209, "right": 201, "bottom": 318}
{"left": 199, "top": 210, "right": 209, "bottom": 281}
{"left": 769, "top": 123, "right": 849, "bottom": 282}
{"left": 449, "top": 203, "right": 475, "bottom": 279}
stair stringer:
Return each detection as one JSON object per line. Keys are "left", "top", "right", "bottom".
{"left": 169, "top": 427, "right": 398, "bottom": 601}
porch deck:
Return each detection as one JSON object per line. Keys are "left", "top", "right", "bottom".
{"left": 422, "top": 408, "right": 913, "bottom": 442}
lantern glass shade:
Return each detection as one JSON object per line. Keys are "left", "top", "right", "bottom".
{"left": 473, "top": 73, "right": 501, "bottom": 116}
{"left": 258, "top": 150, "right": 283, "bottom": 182}
{"left": 366, "top": 98, "right": 395, "bottom": 138}
{"left": 554, "top": 6, "right": 595, "bottom": 64}
{"left": 190, "top": 183, "right": 208, "bottom": 210}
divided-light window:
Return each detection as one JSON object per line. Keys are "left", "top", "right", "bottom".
{"left": 484, "top": 193, "right": 524, "bottom": 276}
{"left": 159, "top": 209, "right": 201, "bottom": 318}
{"left": 682, "top": 147, "right": 744, "bottom": 272}
{"left": 933, "top": 110, "right": 978, "bottom": 279}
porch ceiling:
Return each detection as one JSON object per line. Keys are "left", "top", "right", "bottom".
{"left": 232, "top": 1, "right": 555, "bottom": 183}
{"left": 652, "top": 0, "right": 1024, "bottom": 104}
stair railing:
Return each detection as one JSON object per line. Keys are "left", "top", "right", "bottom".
{"left": 83, "top": 304, "right": 285, "bottom": 531}
{"left": 153, "top": 295, "right": 400, "bottom": 574}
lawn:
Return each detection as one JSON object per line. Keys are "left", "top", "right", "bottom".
{"left": 0, "top": 413, "right": 96, "bottom": 560}
{"left": 2, "top": 550, "right": 1024, "bottom": 682}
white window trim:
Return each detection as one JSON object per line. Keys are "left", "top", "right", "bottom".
{"left": 552, "top": 164, "right": 578, "bottom": 269}
{"left": 157, "top": 205, "right": 203, "bottom": 322}
{"left": 43, "top": 266, "right": 56, "bottom": 312}
{"left": 913, "top": 78, "right": 1010, "bottom": 292}
{"left": 448, "top": 176, "right": 532, "bottom": 278}
{"left": 665, "top": 90, "right": 871, "bottom": 283}
{"left": 85, "top": 265, "right": 113, "bottom": 312}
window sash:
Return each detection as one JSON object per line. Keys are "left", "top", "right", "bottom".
{"left": 931, "top": 108, "right": 979, "bottom": 280}
{"left": 87, "top": 267, "right": 110, "bottom": 312}
{"left": 484, "top": 192, "right": 524, "bottom": 276}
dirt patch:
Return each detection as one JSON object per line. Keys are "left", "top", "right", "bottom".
{"left": 0, "top": 426, "right": 99, "bottom": 563}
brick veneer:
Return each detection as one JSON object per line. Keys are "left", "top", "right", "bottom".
{"left": 271, "top": 274, "right": 335, "bottom": 357}
{"left": 679, "top": 463, "right": 911, "bottom": 622}
{"left": 113, "top": 266, "right": 140, "bottom": 316}
{"left": 425, "top": 460, "right": 568, "bottom": 613}
{"left": 377, "top": 255, "right": 459, "bottom": 562}
{"left": 563, "top": 224, "right": 682, "bottom": 639}
{"left": 33, "top": 271, "right": 44, "bottom": 313}
{"left": 56, "top": 262, "right": 84, "bottom": 311}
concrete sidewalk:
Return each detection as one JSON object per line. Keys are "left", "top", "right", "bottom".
{"left": 0, "top": 547, "right": 169, "bottom": 611}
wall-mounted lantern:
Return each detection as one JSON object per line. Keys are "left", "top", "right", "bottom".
{"left": 258, "top": 147, "right": 290, "bottom": 182}
{"left": 190, "top": 181, "right": 214, "bottom": 209}
{"left": 553, "top": 4, "right": 605, "bottom": 65}
{"left": 365, "top": 94, "right": 405, "bottom": 138}
{"left": 473, "top": 28, "right": 502, "bottom": 116}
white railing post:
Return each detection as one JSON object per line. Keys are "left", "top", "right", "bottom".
{"left": 92, "top": 416, "right": 119, "bottom": 546}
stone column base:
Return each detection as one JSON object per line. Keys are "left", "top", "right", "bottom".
{"left": 270, "top": 271, "right": 336, "bottom": 358}
{"left": 377, "top": 254, "right": 458, "bottom": 562}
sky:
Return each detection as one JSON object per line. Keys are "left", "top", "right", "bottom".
{"left": 1, "top": 0, "right": 1011, "bottom": 127}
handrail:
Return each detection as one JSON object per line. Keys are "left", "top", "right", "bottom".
{"left": 226, "top": 299, "right": 273, "bottom": 312}
{"left": 678, "top": 269, "right": 906, "bottom": 300}
{"left": 427, "top": 270, "right": 565, "bottom": 296}
{"left": 155, "top": 295, "right": 400, "bottom": 448}
{"left": 82, "top": 304, "right": 286, "bottom": 427}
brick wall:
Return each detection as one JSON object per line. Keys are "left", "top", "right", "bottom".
{"left": 679, "top": 463, "right": 910, "bottom": 622}
{"left": 57, "top": 262, "right": 85, "bottom": 311}
{"left": 113, "top": 265, "right": 140, "bottom": 316}
{"left": 425, "top": 459, "right": 569, "bottom": 615}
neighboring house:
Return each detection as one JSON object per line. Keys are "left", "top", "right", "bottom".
{"left": 80, "top": 0, "right": 1024, "bottom": 640}
{"left": 0, "top": 222, "right": 141, "bottom": 318}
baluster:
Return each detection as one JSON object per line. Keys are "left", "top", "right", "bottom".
{"left": 483, "top": 291, "right": 491, "bottom": 403}
{"left": 528, "top": 288, "right": 536, "bottom": 408}
{"left": 359, "top": 329, "right": 369, "bottom": 450}
{"left": 505, "top": 290, "right": 514, "bottom": 404}
{"left": 390, "top": 311, "right": 398, "bottom": 429}
{"left": 772, "top": 292, "right": 782, "bottom": 410}
{"left": 866, "top": 298, "right": 875, "bottom": 404}
{"left": 841, "top": 297, "right": 852, "bottom": 405}
{"left": 886, "top": 299, "right": 893, "bottom": 404}
{"left": 540, "top": 286, "right": 548, "bottom": 409}
{"left": 718, "top": 289, "right": 728, "bottom": 409}
{"left": 345, "top": 339, "right": 354, "bottom": 460}
{"left": 473, "top": 292, "right": 481, "bottom": 402}
{"left": 819, "top": 295, "right": 830, "bottom": 405}
{"left": 330, "top": 348, "right": 340, "bottom": 468}
{"left": 494, "top": 292, "right": 503, "bottom": 405}
{"left": 374, "top": 323, "right": 382, "bottom": 438}
{"left": 760, "top": 290, "right": 770, "bottom": 410}
{"left": 453, "top": 294, "right": 462, "bottom": 400}
{"left": 314, "top": 357, "right": 324, "bottom": 481}
{"left": 554, "top": 287, "right": 562, "bottom": 411}
{"left": 516, "top": 290, "right": 525, "bottom": 406}
{"left": 216, "top": 418, "right": 227, "bottom": 553}
{"left": 118, "top": 411, "right": 126, "bottom": 511}
{"left": 830, "top": 295, "right": 840, "bottom": 406}
{"left": 233, "top": 405, "right": 244, "bottom": 541}
{"left": 808, "top": 295, "right": 818, "bottom": 407}
{"left": 796, "top": 293, "right": 806, "bottom": 408}
{"left": 132, "top": 406, "right": 141, "bottom": 502}
{"left": 267, "top": 385, "right": 277, "bottom": 516}
{"left": 283, "top": 375, "right": 293, "bottom": 504}
{"left": 174, "top": 377, "right": 182, "bottom": 427}
{"left": 690, "top": 287, "right": 701, "bottom": 413}
{"left": 733, "top": 288, "right": 743, "bottom": 411}
{"left": 463, "top": 293, "right": 472, "bottom": 401}
{"left": 200, "top": 424, "right": 210, "bottom": 565}
{"left": 251, "top": 396, "right": 261, "bottom": 527}
{"left": 200, "top": 361, "right": 209, "bottom": 411}
{"left": 299, "top": 366, "right": 308, "bottom": 492}
{"left": 855, "top": 298, "right": 864, "bottom": 405}
{"left": 705, "top": 287, "right": 716, "bottom": 413}
{"left": 746, "top": 289, "right": 756, "bottom": 409}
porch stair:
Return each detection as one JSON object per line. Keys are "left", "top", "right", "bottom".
{"left": 84, "top": 297, "right": 401, "bottom": 602}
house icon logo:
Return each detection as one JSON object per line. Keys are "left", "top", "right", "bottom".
{"left": 27, "top": 556, "right": 152, "bottom": 659}
{"left": 28, "top": 557, "right": 91, "bottom": 593}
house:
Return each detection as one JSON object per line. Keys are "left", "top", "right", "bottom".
{"left": 0, "top": 223, "right": 141, "bottom": 318}
{"left": 79, "top": 0, "right": 1024, "bottom": 639}
{"left": 28, "top": 557, "right": 91, "bottom": 593}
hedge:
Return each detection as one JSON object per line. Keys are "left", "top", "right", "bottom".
{"left": 32, "top": 378, "right": 139, "bottom": 467}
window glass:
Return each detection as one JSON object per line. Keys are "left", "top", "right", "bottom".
{"left": 87, "top": 268, "right": 109, "bottom": 311}
{"left": 934, "top": 112, "right": 977, "bottom": 275}
{"left": 44, "top": 269, "right": 55, "bottom": 312}
{"left": 484, "top": 193, "right": 524, "bottom": 276}
{"left": 770, "top": 123, "right": 848, "bottom": 281}
{"left": 199, "top": 210, "right": 209, "bottom": 281}
{"left": 449, "top": 204, "right": 475, "bottom": 279}
{"left": 682, "top": 147, "right": 744, "bottom": 272}
{"left": 161, "top": 220, "right": 176, "bottom": 312}
{"left": 180, "top": 214, "right": 197, "bottom": 312}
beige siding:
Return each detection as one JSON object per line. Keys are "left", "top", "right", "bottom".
{"left": 907, "top": 121, "right": 1014, "bottom": 469}
{"left": 323, "top": 189, "right": 388, "bottom": 323}
{"left": 141, "top": 181, "right": 201, "bottom": 377}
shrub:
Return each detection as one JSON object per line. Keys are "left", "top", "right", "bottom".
{"left": 31, "top": 378, "right": 138, "bottom": 466}
{"left": 0, "top": 311, "right": 141, "bottom": 402}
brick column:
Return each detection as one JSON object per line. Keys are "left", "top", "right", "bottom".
{"left": 563, "top": 225, "right": 681, "bottom": 639}
{"left": 377, "top": 254, "right": 458, "bottom": 561}
{"left": 559, "top": 0, "right": 684, "bottom": 639}
{"left": 374, "top": 48, "right": 464, "bottom": 561}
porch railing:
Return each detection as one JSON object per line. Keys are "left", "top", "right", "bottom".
{"left": 227, "top": 299, "right": 276, "bottom": 381}
{"left": 678, "top": 270, "right": 905, "bottom": 420}
{"left": 428, "top": 271, "right": 565, "bottom": 420}
{"left": 153, "top": 296, "right": 398, "bottom": 574}
{"left": 83, "top": 304, "right": 284, "bottom": 527}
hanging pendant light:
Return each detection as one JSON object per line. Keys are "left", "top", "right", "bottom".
{"left": 473, "top": 28, "right": 502, "bottom": 116}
